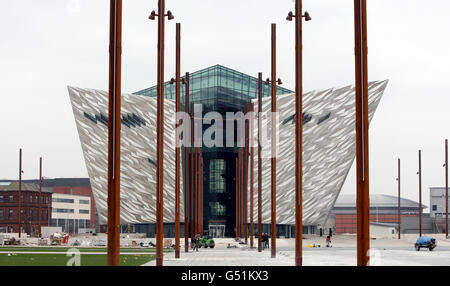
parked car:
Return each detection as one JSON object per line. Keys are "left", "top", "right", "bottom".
{"left": 414, "top": 236, "right": 436, "bottom": 251}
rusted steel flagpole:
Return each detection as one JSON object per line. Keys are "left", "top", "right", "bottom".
{"left": 270, "top": 23, "right": 277, "bottom": 258}
{"left": 257, "top": 72, "right": 263, "bottom": 252}
{"left": 418, "top": 150, "right": 422, "bottom": 237}
{"left": 354, "top": 0, "right": 370, "bottom": 266}
{"left": 190, "top": 102, "right": 195, "bottom": 240}
{"left": 250, "top": 103, "right": 255, "bottom": 248}
{"left": 174, "top": 22, "right": 181, "bottom": 259}
{"left": 38, "top": 157, "right": 42, "bottom": 238}
{"left": 155, "top": 0, "right": 170, "bottom": 267}
{"left": 286, "top": 0, "right": 310, "bottom": 266}
{"left": 235, "top": 157, "right": 239, "bottom": 238}
{"left": 397, "top": 158, "right": 401, "bottom": 239}
{"left": 18, "top": 148, "right": 22, "bottom": 238}
{"left": 445, "top": 139, "right": 448, "bottom": 239}
{"left": 183, "top": 72, "right": 190, "bottom": 252}
{"left": 107, "top": 0, "right": 122, "bottom": 266}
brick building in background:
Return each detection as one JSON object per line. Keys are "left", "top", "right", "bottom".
{"left": 0, "top": 178, "right": 97, "bottom": 234}
{"left": 0, "top": 181, "right": 52, "bottom": 234}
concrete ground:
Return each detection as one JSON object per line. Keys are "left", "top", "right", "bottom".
{"left": 143, "top": 234, "right": 450, "bottom": 266}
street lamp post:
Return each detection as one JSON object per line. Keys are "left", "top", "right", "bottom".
{"left": 286, "top": 0, "right": 311, "bottom": 266}
{"left": 354, "top": 0, "right": 370, "bottom": 266}
{"left": 263, "top": 68, "right": 282, "bottom": 257}
{"left": 174, "top": 22, "right": 182, "bottom": 259}
{"left": 257, "top": 72, "right": 263, "bottom": 252}
{"left": 149, "top": 0, "right": 175, "bottom": 267}
{"left": 270, "top": 23, "right": 278, "bottom": 258}
{"left": 182, "top": 72, "right": 190, "bottom": 252}
{"left": 107, "top": 0, "right": 122, "bottom": 267}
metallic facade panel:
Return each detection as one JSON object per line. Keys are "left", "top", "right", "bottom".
{"left": 68, "top": 86, "right": 183, "bottom": 225}
{"left": 69, "top": 80, "right": 387, "bottom": 227}
{"left": 249, "top": 80, "right": 388, "bottom": 226}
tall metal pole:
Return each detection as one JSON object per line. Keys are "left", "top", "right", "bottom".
{"left": 190, "top": 102, "right": 195, "bottom": 240}
{"left": 294, "top": 0, "right": 304, "bottom": 267}
{"left": 354, "top": 0, "right": 370, "bottom": 266}
{"left": 445, "top": 139, "right": 448, "bottom": 238}
{"left": 237, "top": 150, "right": 242, "bottom": 238}
{"left": 244, "top": 122, "right": 249, "bottom": 245}
{"left": 174, "top": 23, "right": 181, "bottom": 259}
{"left": 235, "top": 157, "right": 239, "bottom": 238}
{"left": 257, "top": 73, "right": 263, "bottom": 252}
{"left": 270, "top": 23, "right": 277, "bottom": 258}
{"left": 155, "top": 0, "right": 166, "bottom": 267}
{"left": 183, "top": 72, "right": 190, "bottom": 252}
{"left": 419, "top": 150, "right": 422, "bottom": 237}
{"left": 107, "top": 0, "right": 122, "bottom": 266}
{"left": 250, "top": 103, "right": 255, "bottom": 248}
{"left": 18, "top": 148, "right": 22, "bottom": 237}
{"left": 397, "top": 158, "right": 401, "bottom": 239}
{"left": 39, "top": 157, "right": 42, "bottom": 238}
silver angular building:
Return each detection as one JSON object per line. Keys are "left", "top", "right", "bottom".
{"left": 68, "top": 65, "right": 388, "bottom": 237}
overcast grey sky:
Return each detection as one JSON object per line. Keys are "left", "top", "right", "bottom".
{"left": 1, "top": 0, "right": 449, "bottom": 209}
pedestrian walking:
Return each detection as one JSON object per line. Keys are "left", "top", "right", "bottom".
{"left": 193, "top": 233, "right": 201, "bottom": 252}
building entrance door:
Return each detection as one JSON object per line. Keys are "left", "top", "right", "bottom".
{"left": 209, "top": 225, "right": 225, "bottom": 238}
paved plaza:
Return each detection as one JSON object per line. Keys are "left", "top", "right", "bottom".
{"left": 143, "top": 234, "right": 450, "bottom": 266}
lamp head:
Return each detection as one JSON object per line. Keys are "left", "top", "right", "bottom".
{"left": 167, "top": 10, "right": 174, "bottom": 20}
{"left": 265, "top": 78, "right": 270, "bottom": 85}
{"left": 277, "top": 78, "right": 283, "bottom": 85}
{"left": 286, "top": 11, "right": 294, "bottom": 21}
{"left": 169, "top": 78, "right": 176, "bottom": 85}
{"left": 149, "top": 10, "right": 156, "bottom": 20}
{"left": 304, "top": 11, "right": 312, "bottom": 21}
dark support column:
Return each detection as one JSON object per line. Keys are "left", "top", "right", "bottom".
{"left": 174, "top": 23, "right": 181, "bottom": 259}
{"left": 257, "top": 72, "right": 263, "bottom": 252}
{"left": 270, "top": 23, "right": 277, "bottom": 259}
{"left": 107, "top": 0, "right": 122, "bottom": 266}
{"left": 354, "top": 0, "right": 370, "bottom": 266}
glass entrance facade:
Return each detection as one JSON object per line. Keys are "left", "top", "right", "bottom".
{"left": 135, "top": 65, "right": 293, "bottom": 237}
